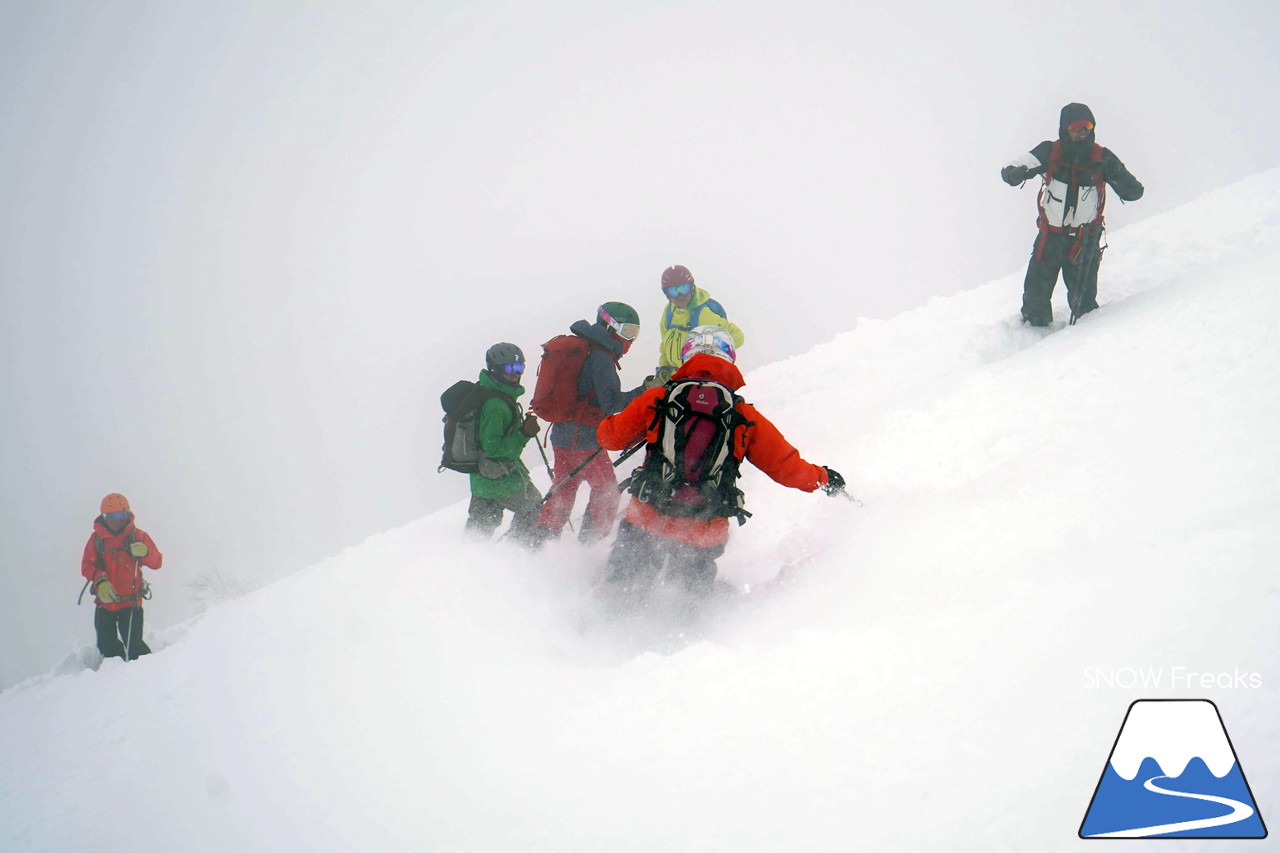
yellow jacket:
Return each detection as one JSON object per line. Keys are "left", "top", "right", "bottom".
{"left": 657, "top": 287, "right": 745, "bottom": 369}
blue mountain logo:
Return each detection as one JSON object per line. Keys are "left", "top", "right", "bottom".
{"left": 1080, "top": 699, "right": 1267, "bottom": 838}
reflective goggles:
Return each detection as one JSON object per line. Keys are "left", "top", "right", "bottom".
{"left": 598, "top": 309, "right": 640, "bottom": 341}
{"left": 663, "top": 281, "right": 693, "bottom": 299}
{"left": 105, "top": 510, "right": 131, "bottom": 524}
{"left": 1067, "top": 119, "right": 1094, "bottom": 133}
{"left": 501, "top": 362, "right": 525, "bottom": 376}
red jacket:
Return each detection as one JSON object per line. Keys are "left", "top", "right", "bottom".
{"left": 597, "top": 354, "right": 828, "bottom": 547}
{"left": 81, "top": 517, "right": 162, "bottom": 611}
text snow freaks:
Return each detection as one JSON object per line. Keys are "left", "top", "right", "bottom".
{"left": 1083, "top": 667, "right": 1262, "bottom": 690}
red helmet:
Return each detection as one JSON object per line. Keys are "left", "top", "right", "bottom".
{"left": 661, "top": 265, "right": 694, "bottom": 289}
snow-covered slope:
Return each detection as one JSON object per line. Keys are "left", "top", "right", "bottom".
{"left": 3, "top": 170, "right": 1278, "bottom": 852}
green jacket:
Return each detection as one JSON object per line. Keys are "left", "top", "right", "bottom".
{"left": 468, "top": 369, "right": 533, "bottom": 499}
{"left": 657, "top": 286, "right": 746, "bottom": 369}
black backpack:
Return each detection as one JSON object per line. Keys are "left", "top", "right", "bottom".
{"left": 439, "top": 380, "right": 520, "bottom": 474}
{"left": 626, "top": 378, "right": 752, "bottom": 524}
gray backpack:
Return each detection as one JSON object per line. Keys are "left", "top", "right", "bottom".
{"left": 439, "top": 380, "right": 519, "bottom": 475}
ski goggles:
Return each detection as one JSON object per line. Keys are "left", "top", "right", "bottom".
{"left": 1067, "top": 119, "right": 1094, "bottom": 133}
{"left": 663, "top": 282, "right": 693, "bottom": 299}
{"left": 500, "top": 362, "right": 525, "bottom": 375}
{"left": 598, "top": 308, "right": 640, "bottom": 341}
{"left": 105, "top": 510, "right": 131, "bottom": 524}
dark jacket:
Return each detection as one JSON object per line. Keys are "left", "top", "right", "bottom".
{"left": 1004, "top": 103, "right": 1144, "bottom": 228}
{"left": 548, "top": 319, "right": 645, "bottom": 451}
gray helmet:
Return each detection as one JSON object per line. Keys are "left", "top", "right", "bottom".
{"left": 485, "top": 341, "right": 525, "bottom": 373}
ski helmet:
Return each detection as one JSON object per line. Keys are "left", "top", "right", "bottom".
{"left": 100, "top": 493, "right": 130, "bottom": 514}
{"left": 680, "top": 325, "right": 736, "bottom": 364}
{"left": 485, "top": 342, "right": 524, "bottom": 371}
{"left": 597, "top": 301, "right": 640, "bottom": 341}
{"left": 661, "top": 265, "right": 694, "bottom": 290}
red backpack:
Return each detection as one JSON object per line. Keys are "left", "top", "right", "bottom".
{"left": 528, "top": 335, "right": 616, "bottom": 425}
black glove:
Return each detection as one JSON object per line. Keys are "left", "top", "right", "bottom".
{"left": 1001, "top": 165, "right": 1029, "bottom": 186}
{"left": 520, "top": 413, "right": 541, "bottom": 437}
{"left": 821, "top": 466, "right": 846, "bottom": 496}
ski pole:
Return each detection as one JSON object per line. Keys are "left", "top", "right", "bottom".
{"left": 534, "top": 435, "right": 574, "bottom": 533}
{"left": 1069, "top": 225, "right": 1104, "bottom": 325}
{"left": 534, "top": 433, "right": 555, "bottom": 484}
{"left": 538, "top": 440, "right": 646, "bottom": 507}
{"left": 124, "top": 552, "right": 142, "bottom": 661}
{"left": 538, "top": 446, "right": 606, "bottom": 506}
{"left": 612, "top": 440, "right": 646, "bottom": 467}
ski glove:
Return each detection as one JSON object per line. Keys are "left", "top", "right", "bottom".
{"left": 129, "top": 541, "right": 149, "bottom": 558}
{"left": 653, "top": 366, "right": 676, "bottom": 384}
{"left": 520, "top": 413, "right": 541, "bottom": 437}
{"left": 1001, "top": 165, "right": 1029, "bottom": 186}
{"left": 821, "top": 467, "right": 846, "bottom": 496}
{"left": 643, "top": 374, "right": 664, "bottom": 390}
{"left": 95, "top": 580, "right": 119, "bottom": 604}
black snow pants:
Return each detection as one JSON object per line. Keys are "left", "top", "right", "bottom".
{"left": 1021, "top": 225, "right": 1103, "bottom": 326}
{"left": 605, "top": 520, "right": 726, "bottom": 598}
{"left": 95, "top": 605, "right": 151, "bottom": 661}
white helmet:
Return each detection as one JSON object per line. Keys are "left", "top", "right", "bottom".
{"left": 680, "top": 325, "right": 736, "bottom": 363}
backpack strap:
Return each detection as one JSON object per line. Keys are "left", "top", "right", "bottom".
{"left": 95, "top": 531, "right": 136, "bottom": 558}
{"left": 475, "top": 387, "right": 522, "bottom": 435}
{"left": 92, "top": 530, "right": 138, "bottom": 587}
{"left": 1088, "top": 143, "right": 1106, "bottom": 221}
{"left": 664, "top": 298, "right": 729, "bottom": 334}
{"left": 569, "top": 336, "right": 618, "bottom": 424}
{"left": 1035, "top": 142, "right": 1107, "bottom": 260}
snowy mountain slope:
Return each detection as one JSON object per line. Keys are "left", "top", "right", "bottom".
{"left": 3, "top": 169, "right": 1279, "bottom": 852}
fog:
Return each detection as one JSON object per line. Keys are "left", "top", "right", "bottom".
{"left": 2, "top": 0, "right": 1276, "bottom": 687}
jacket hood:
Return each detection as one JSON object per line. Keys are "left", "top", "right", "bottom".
{"left": 1059, "top": 102, "right": 1097, "bottom": 144}
{"left": 672, "top": 353, "right": 745, "bottom": 390}
{"left": 571, "top": 319, "right": 624, "bottom": 358}
{"left": 476, "top": 368, "right": 526, "bottom": 398}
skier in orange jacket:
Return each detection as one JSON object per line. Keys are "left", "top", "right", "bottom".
{"left": 81, "top": 493, "right": 162, "bottom": 660}
{"left": 597, "top": 326, "right": 845, "bottom": 597}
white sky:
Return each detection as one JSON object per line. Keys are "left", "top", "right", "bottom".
{"left": 2, "top": 0, "right": 1278, "bottom": 686}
